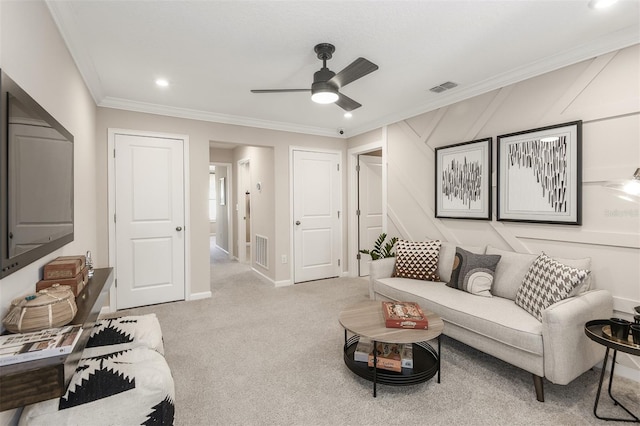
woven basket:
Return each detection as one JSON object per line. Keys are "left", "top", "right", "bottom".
{"left": 3, "top": 284, "right": 77, "bottom": 333}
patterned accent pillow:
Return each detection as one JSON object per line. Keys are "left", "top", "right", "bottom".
{"left": 446, "top": 247, "right": 501, "bottom": 297}
{"left": 515, "top": 252, "right": 590, "bottom": 321}
{"left": 393, "top": 240, "right": 441, "bottom": 281}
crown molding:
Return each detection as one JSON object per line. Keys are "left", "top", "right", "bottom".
{"left": 349, "top": 27, "right": 640, "bottom": 137}
{"left": 46, "top": 1, "right": 104, "bottom": 104}
{"left": 47, "top": 1, "right": 638, "bottom": 139}
{"left": 99, "top": 97, "right": 342, "bottom": 138}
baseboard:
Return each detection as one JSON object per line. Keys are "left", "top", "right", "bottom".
{"left": 251, "top": 267, "right": 277, "bottom": 286}
{"left": 189, "top": 291, "right": 212, "bottom": 301}
{"left": 275, "top": 279, "right": 292, "bottom": 287}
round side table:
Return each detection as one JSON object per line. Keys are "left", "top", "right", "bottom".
{"left": 584, "top": 319, "right": 640, "bottom": 423}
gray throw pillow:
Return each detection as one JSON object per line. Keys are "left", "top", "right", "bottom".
{"left": 446, "top": 247, "right": 501, "bottom": 297}
{"left": 515, "top": 252, "right": 590, "bottom": 321}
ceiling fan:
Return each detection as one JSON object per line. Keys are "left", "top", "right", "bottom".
{"left": 250, "top": 43, "right": 378, "bottom": 112}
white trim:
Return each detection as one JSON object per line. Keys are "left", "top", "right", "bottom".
{"left": 190, "top": 291, "right": 212, "bottom": 301}
{"left": 347, "top": 139, "right": 384, "bottom": 278}
{"left": 107, "top": 128, "right": 191, "bottom": 310}
{"left": 613, "top": 295, "right": 640, "bottom": 316}
{"left": 289, "top": 146, "right": 343, "bottom": 283}
{"left": 251, "top": 266, "right": 275, "bottom": 286}
{"left": 275, "top": 279, "right": 292, "bottom": 287}
{"left": 100, "top": 98, "right": 341, "bottom": 138}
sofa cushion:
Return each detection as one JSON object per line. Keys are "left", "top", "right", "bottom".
{"left": 486, "top": 246, "right": 538, "bottom": 300}
{"left": 446, "top": 247, "right": 501, "bottom": 297}
{"left": 373, "top": 277, "right": 543, "bottom": 355}
{"left": 515, "top": 252, "right": 590, "bottom": 321}
{"left": 437, "top": 241, "right": 485, "bottom": 283}
{"left": 393, "top": 239, "right": 441, "bottom": 281}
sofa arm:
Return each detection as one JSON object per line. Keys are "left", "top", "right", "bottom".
{"left": 368, "top": 258, "right": 396, "bottom": 299}
{"left": 541, "top": 289, "right": 613, "bottom": 385}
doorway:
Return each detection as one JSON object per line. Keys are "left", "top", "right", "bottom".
{"left": 357, "top": 151, "right": 383, "bottom": 276}
{"left": 108, "top": 129, "right": 189, "bottom": 310}
{"left": 291, "top": 149, "right": 342, "bottom": 283}
{"left": 348, "top": 138, "right": 385, "bottom": 277}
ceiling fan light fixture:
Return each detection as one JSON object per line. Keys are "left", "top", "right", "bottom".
{"left": 311, "top": 82, "right": 339, "bottom": 104}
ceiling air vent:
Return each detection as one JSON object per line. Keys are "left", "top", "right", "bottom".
{"left": 429, "top": 81, "right": 458, "bottom": 93}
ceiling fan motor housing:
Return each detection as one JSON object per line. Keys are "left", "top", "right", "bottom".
{"left": 312, "top": 67, "right": 338, "bottom": 96}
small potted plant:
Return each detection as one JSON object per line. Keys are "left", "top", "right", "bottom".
{"left": 359, "top": 233, "right": 398, "bottom": 260}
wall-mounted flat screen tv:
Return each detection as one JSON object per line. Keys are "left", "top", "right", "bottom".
{"left": 0, "top": 70, "right": 74, "bottom": 278}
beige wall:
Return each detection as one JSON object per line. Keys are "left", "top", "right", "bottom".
{"left": 349, "top": 44, "right": 640, "bottom": 375}
{"left": 0, "top": 1, "right": 98, "bottom": 317}
{"left": 95, "top": 108, "right": 345, "bottom": 292}
{"left": 0, "top": 1, "right": 99, "bottom": 422}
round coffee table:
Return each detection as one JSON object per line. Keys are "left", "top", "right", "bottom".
{"left": 338, "top": 300, "right": 444, "bottom": 397}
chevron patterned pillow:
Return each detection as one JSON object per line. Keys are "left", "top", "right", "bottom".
{"left": 392, "top": 240, "right": 442, "bottom": 281}
{"left": 515, "top": 252, "right": 590, "bottom": 321}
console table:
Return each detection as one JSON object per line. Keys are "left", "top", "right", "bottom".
{"left": 0, "top": 268, "right": 114, "bottom": 411}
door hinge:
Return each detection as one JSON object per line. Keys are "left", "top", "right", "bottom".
{"left": 356, "top": 209, "right": 360, "bottom": 216}
{"left": 338, "top": 259, "right": 341, "bottom": 267}
{"left": 355, "top": 164, "right": 360, "bottom": 172}
{"left": 113, "top": 149, "right": 116, "bottom": 158}
{"left": 337, "top": 164, "right": 340, "bottom": 172}
{"left": 337, "top": 211, "right": 340, "bottom": 219}
{"left": 114, "top": 278, "right": 117, "bottom": 288}
{"left": 356, "top": 253, "right": 361, "bottom": 260}
{"left": 113, "top": 213, "right": 116, "bottom": 223}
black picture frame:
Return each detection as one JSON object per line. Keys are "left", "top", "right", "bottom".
{"left": 496, "top": 120, "right": 582, "bottom": 225}
{"left": 435, "top": 137, "right": 492, "bottom": 220}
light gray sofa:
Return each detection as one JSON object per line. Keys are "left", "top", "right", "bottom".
{"left": 369, "top": 242, "right": 613, "bottom": 402}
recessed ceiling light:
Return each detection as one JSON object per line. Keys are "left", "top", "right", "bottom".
{"left": 344, "top": 112, "right": 353, "bottom": 119}
{"left": 155, "top": 78, "right": 169, "bottom": 87}
{"left": 589, "top": 0, "right": 618, "bottom": 9}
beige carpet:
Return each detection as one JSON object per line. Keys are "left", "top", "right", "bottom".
{"left": 115, "top": 241, "right": 639, "bottom": 425}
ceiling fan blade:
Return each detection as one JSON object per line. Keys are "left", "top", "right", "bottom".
{"left": 329, "top": 57, "right": 378, "bottom": 88}
{"left": 335, "top": 92, "right": 361, "bottom": 112}
{"left": 251, "top": 89, "right": 310, "bottom": 93}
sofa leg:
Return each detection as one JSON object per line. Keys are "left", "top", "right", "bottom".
{"left": 533, "top": 375, "right": 544, "bottom": 402}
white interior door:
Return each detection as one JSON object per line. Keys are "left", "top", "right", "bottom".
{"left": 358, "top": 154, "right": 383, "bottom": 276}
{"left": 114, "top": 133, "right": 185, "bottom": 309}
{"left": 293, "top": 150, "right": 341, "bottom": 283}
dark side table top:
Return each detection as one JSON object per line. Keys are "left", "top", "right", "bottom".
{"left": 585, "top": 319, "right": 640, "bottom": 357}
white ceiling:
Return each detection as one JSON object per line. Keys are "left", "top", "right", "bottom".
{"left": 47, "top": 1, "right": 640, "bottom": 138}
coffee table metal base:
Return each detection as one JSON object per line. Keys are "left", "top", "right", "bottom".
{"left": 343, "top": 333, "right": 440, "bottom": 397}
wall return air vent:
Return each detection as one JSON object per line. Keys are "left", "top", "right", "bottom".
{"left": 429, "top": 81, "right": 458, "bottom": 93}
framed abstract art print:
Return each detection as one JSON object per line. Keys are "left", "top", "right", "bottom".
{"left": 435, "top": 138, "right": 492, "bottom": 220}
{"left": 496, "top": 121, "right": 582, "bottom": 225}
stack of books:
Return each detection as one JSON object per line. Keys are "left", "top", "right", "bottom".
{"left": 354, "top": 338, "right": 413, "bottom": 372}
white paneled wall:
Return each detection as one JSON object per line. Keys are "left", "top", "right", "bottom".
{"left": 380, "top": 44, "right": 640, "bottom": 375}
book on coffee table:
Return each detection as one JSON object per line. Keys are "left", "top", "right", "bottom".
{"left": 382, "top": 301, "right": 429, "bottom": 329}
{"left": 367, "top": 341, "right": 402, "bottom": 372}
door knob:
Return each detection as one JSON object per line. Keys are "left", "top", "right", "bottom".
{"left": 176, "top": 226, "right": 183, "bottom": 231}
{"left": 295, "top": 221, "right": 301, "bottom": 225}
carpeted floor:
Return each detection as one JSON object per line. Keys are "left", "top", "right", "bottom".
{"left": 115, "top": 239, "right": 639, "bottom": 425}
